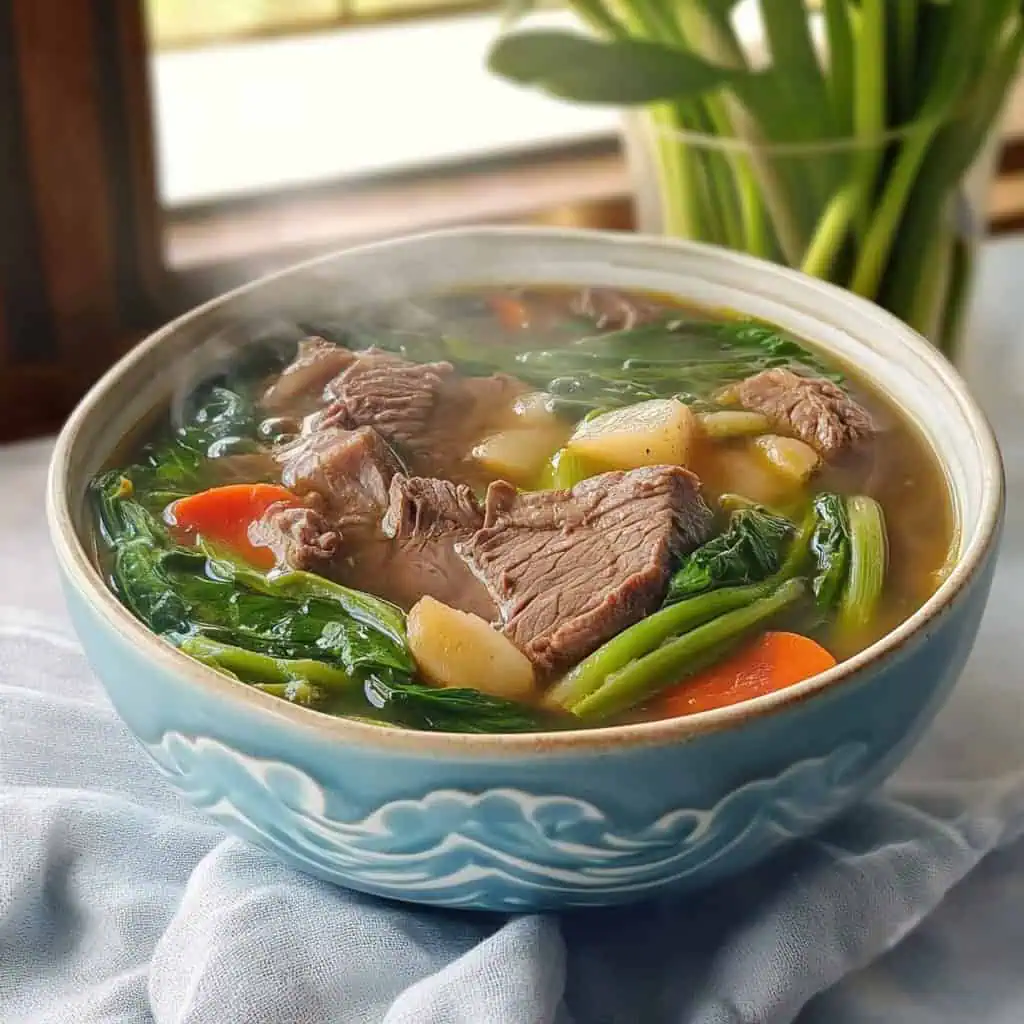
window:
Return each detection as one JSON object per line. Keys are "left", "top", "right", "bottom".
{"left": 147, "top": 0, "right": 496, "bottom": 51}
{"left": 145, "top": 1, "right": 616, "bottom": 211}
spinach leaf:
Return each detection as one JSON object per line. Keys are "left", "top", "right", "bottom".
{"left": 810, "top": 493, "right": 851, "bottom": 611}
{"left": 364, "top": 676, "right": 566, "bottom": 734}
{"left": 435, "top": 316, "right": 848, "bottom": 417}
{"left": 92, "top": 476, "right": 411, "bottom": 677}
{"left": 202, "top": 546, "right": 409, "bottom": 655}
{"left": 665, "top": 506, "right": 795, "bottom": 605}
{"left": 131, "top": 382, "right": 266, "bottom": 504}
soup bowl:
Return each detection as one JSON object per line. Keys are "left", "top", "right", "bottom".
{"left": 47, "top": 227, "right": 1004, "bottom": 912}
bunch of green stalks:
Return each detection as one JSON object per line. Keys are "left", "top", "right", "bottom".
{"left": 489, "top": 1, "right": 1024, "bottom": 354}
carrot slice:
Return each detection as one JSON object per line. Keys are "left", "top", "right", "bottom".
{"left": 166, "top": 483, "right": 299, "bottom": 569}
{"left": 656, "top": 631, "right": 837, "bottom": 718}
{"left": 489, "top": 294, "right": 531, "bottom": 331}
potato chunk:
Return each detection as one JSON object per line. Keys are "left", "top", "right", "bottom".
{"left": 567, "top": 398, "right": 696, "bottom": 469}
{"left": 753, "top": 434, "right": 821, "bottom": 484}
{"left": 407, "top": 596, "right": 536, "bottom": 701}
{"left": 471, "top": 427, "right": 568, "bottom": 486}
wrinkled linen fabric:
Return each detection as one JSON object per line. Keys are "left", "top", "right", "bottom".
{"left": 3, "top": 242, "right": 1024, "bottom": 1023}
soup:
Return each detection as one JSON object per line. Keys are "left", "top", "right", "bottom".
{"left": 89, "top": 286, "right": 954, "bottom": 733}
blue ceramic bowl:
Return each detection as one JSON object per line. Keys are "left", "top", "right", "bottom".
{"left": 47, "top": 228, "right": 1004, "bottom": 911}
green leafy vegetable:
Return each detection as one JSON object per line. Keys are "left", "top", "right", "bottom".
{"left": 202, "top": 545, "right": 409, "bottom": 656}
{"left": 92, "top": 472, "right": 560, "bottom": 733}
{"left": 181, "top": 634, "right": 356, "bottom": 692}
{"left": 446, "top": 316, "right": 843, "bottom": 418}
{"left": 128, "top": 383, "right": 268, "bottom": 506}
{"left": 838, "top": 495, "right": 888, "bottom": 633}
{"left": 365, "top": 676, "right": 565, "bottom": 734}
{"left": 810, "top": 493, "right": 851, "bottom": 612}
{"left": 665, "top": 506, "right": 794, "bottom": 604}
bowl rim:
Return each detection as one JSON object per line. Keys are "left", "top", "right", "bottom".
{"left": 46, "top": 225, "right": 1005, "bottom": 757}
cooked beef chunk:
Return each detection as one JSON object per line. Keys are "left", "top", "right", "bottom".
{"left": 726, "top": 368, "right": 875, "bottom": 456}
{"left": 459, "top": 466, "right": 713, "bottom": 673}
{"left": 342, "top": 537, "right": 499, "bottom": 622}
{"left": 319, "top": 349, "right": 459, "bottom": 453}
{"left": 261, "top": 337, "right": 355, "bottom": 414}
{"left": 321, "top": 475, "right": 493, "bottom": 618}
{"left": 248, "top": 503, "right": 339, "bottom": 571}
{"left": 366, "top": 474, "right": 495, "bottom": 619}
{"left": 382, "top": 476, "right": 483, "bottom": 540}
{"left": 275, "top": 425, "right": 400, "bottom": 526}
{"left": 317, "top": 349, "right": 523, "bottom": 466}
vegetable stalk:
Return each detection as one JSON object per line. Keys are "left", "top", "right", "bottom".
{"left": 488, "top": 1, "right": 1024, "bottom": 354}
{"left": 570, "top": 578, "right": 807, "bottom": 720}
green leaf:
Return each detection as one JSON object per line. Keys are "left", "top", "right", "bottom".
{"left": 665, "top": 506, "right": 795, "bottom": 604}
{"left": 810, "top": 493, "right": 850, "bottom": 611}
{"left": 488, "top": 30, "right": 745, "bottom": 105}
{"left": 365, "top": 676, "right": 565, "bottom": 734}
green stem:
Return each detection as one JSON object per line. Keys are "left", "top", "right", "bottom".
{"left": 938, "top": 238, "right": 975, "bottom": 362}
{"left": 760, "top": 0, "right": 831, "bottom": 137}
{"left": 823, "top": 0, "right": 855, "bottom": 136}
{"left": 649, "top": 105, "right": 703, "bottom": 238}
{"left": 548, "top": 580, "right": 779, "bottom": 711}
{"left": 675, "top": 4, "right": 769, "bottom": 256}
{"left": 849, "top": 1, "right": 986, "bottom": 301}
{"left": 181, "top": 634, "right": 358, "bottom": 691}
{"left": 801, "top": 181, "right": 859, "bottom": 280}
{"left": 850, "top": 0, "right": 887, "bottom": 239}
{"left": 838, "top": 496, "right": 888, "bottom": 635}
{"left": 570, "top": 578, "right": 807, "bottom": 721}
{"left": 678, "top": 3, "right": 806, "bottom": 263}
{"left": 891, "top": 0, "right": 919, "bottom": 123}
{"left": 880, "top": 19, "right": 1023, "bottom": 329}
{"left": 903, "top": 217, "right": 955, "bottom": 341}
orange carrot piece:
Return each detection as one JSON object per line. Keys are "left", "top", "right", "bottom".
{"left": 657, "top": 631, "right": 837, "bottom": 718}
{"left": 490, "top": 294, "right": 531, "bottom": 331}
{"left": 165, "top": 483, "right": 299, "bottom": 569}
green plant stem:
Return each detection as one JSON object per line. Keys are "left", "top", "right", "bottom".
{"left": 904, "top": 218, "right": 955, "bottom": 342}
{"left": 849, "top": 1, "right": 985, "bottom": 301}
{"left": 570, "top": 578, "right": 807, "bottom": 721}
{"left": 801, "top": 181, "right": 859, "bottom": 279}
{"left": 678, "top": 2, "right": 806, "bottom": 262}
{"left": 548, "top": 580, "right": 778, "bottom": 710}
{"left": 760, "top": 0, "right": 830, "bottom": 138}
{"left": 849, "top": 0, "right": 886, "bottom": 240}
{"left": 939, "top": 238, "right": 975, "bottom": 361}
{"left": 880, "top": 17, "right": 1023, "bottom": 335}
{"left": 838, "top": 496, "right": 887, "bottom": 634}
{"left": 649, "top": 105, "right": 703, "bottom": 238}
{"left": 891, "top": 0, "right": 919, "bottom": 123}
{"left": 181, "top": 635, "right": 357, "bottom": 691}
{"left": 672, "top": 4, "right": 766, "bottom": 254}
{"left": 823, "top": 0, "right": 855, "bottom": 136}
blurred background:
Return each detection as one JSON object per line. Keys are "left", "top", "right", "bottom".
{"left": 1, "top": 0, "right": 1022, "bottom": 442}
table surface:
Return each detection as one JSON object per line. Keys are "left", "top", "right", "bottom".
{"left": 2, "top": 237, "right": 1023, "bottom": 1024}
